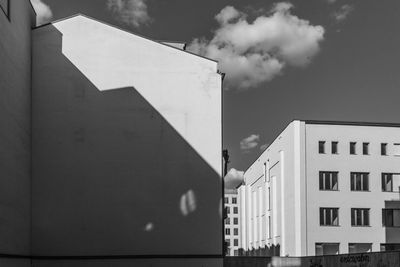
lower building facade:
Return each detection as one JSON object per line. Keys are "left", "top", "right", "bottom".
{"left": 224, "top": 191, "right": 240, "bottom": 256}
{"left": 238, "top": 120, "right": 400, "bottom": 256}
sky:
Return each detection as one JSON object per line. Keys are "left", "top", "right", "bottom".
{"left": 31, "top": 0, "right": 400, "bottom": 189}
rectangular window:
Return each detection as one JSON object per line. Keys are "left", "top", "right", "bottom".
{"left": 268, "top": 216, "right": 271, "bottom": 239}
{"left": 319, "top": 171, "right": 338, "bottom": 191}
{"left": 382, "top": 173, "right": 400, "bottom": 192}
{"left": 224, "top": 197, "right": 229, "bottom": 204}
{"left": 315, "top": 243, "right": 340, "bottom": 256}
{"left": 383, "top": 209, "right": 400, "bottom": 227}
{"left": 234, "top": 239, "right": 238, "bottom": 246}
{"left": 232, "top": 197, "right": 237, "bottom": 204}
{"left": 350, "top": 172, "right": 369, "bottom": 191}
{"left": 363, "top": 142, "right": 369, "bottom": 155}
{"left": 233, "top": 218, "right": 238, "bottom": 225}
{"left": 233, "top": 207, "right": 238, "bottom": 214}
{"left": 226, "top": 207, "right": 230, "bottom": 214}
{"left": 225, "top": 228, "right": 230, "bottom": 235}
{"left": 331, "top": 141, "right": 338, "bottom": 154}
{"left": 381, "top": 244, "right": 400, "bottom": 251}
{"left": 225, "top": 239, "right": 230, "bottom": 247}
{"left": 319, "top": 141, "right": 325, "bottom": 154}
{"left": 351, "top": 208, "right": 370, "bottom": 226}
{"left": 350, "top": 142, "right": 356, "bottom": 155}
{"left": 394, "top": 143, "right": 400, "bottom": 156}
{"left": 234, "top": 228, "right": 238, "bottom": 235}
{"left": 320, "top": 208, "right": 339, "bottom": 226}
{"left": 0, "top": 0, "right": 9, "bottom": 18}
{"left": 381, "top": 143, "right": 388, "bottom": 155}
{"left": 349, "top": 243, "right": 372, "bottom": 253}
{"left": 225, "top": 218, "right": 230, "bottom": 225}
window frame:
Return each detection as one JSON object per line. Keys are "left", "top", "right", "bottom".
{"left": 351, "top": 208, "right": 370, "bottom": 227}
{"left": 350, "top": 142, "right": 357, "bottom": 155}
{"left": 382, "top": 173, "right": 400, "bottom": 192}
{"left": 319, "top": 141, "right": 326, "bottom": 154}
{"left": 362, "top": 142, "right": 369, "bottom": 155}
{"left": 350, "top": 172, "right": 369, "bottom": 191}
{"left": 320, "top": 207, "right": 339, "bottom": 226}
{"left": 381, "top": 143, "right": 388, "bottom": 156}
{"left": 382, "top": 209, "right": 400, "bottom": 227}
{"left": 232, "top": 197, "right": 237, "bottom": 204}
{"left": 331, "top": 141, "right": 338, "bottom": 154}
{"left": 319, "top": 171, "right": 339, "bottom": 191}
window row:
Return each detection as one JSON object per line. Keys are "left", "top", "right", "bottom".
{"left": 226, "top": 206, "right": 238, "bottom": 214}
{"left": 225, "top": 228, "right": 239, "bottom": 236}
{"left": 316, "top": 243, "right": 400, "bottom": 255}
{"left": 319, "top": 171, "right": 400, "bottom": 192}
{"left": 318, "top": 141, "right": 399, "bottom": 156}
{"left": 224, "top": 196, "right": 237, "bottom": 204}
{"left": 225, "top": 239, "right": 239, "bottom": 247}
{"left": 225, "top": 217, "right": 239, "bottom": 225}
{"left": 320, "top": 208, "right": 400, "bottom": 227}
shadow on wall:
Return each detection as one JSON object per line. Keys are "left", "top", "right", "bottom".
{"left": 32, "top": 25, "right": 222, "bottom": 256}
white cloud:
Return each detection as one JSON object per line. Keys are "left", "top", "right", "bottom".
{"left": 179, "top": 190, "right": 197, "bottom": 216}
{"left": 107, "top": 0, "right": 151, "bottom": 28}
{"left": 240, "top": 134, "right": 260, "bottom": 152}
{"left": 326, "top": 0, "right": 337, "bottom": 4}
{"left": 30, "top": 0, "right": 53, "bottom": 26}
{"left": 260, "top": 143, "right": 269, "bottom": 150}
{"left": 144, "top": 222, "right": 154, "bottom": 232}
{"left": 224, "top": 168, "right": 244, "bottom": 190}
{"left": 333, "top": 4, "right": 354, "bottom": 22}
{"left": 187, "top": 3, "right": 325, "bottom": 90}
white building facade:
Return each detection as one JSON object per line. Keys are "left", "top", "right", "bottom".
{"left": 238, "top": 120, "right": 400, "bottom": 256}
{"left": 225, "top": 191, "right": 240, "bottom": 256}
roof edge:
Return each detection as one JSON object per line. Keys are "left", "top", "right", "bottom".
{"left": 303, "top": 120, "right": 400, "bottom": 128}
{"left": 31, "top": 13, "right": 219, "bottom": 64}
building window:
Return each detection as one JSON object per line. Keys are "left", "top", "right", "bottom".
{"left": 225, "top": 228, "right": 230, "bottom": 235}
{"left": 320, "top": 208, "right": 339, "bottom": 226}
{"left": 234, "top": 228, "right": 238, "bottom": 235}
{"left": 315, "top": 243, "right": 340, "bottom": 256}
{"left": 233, "top": 218, "right": 238, "bottom": 225}
{"left": 0, "top": 0, "right": 9, "bottom": 18}
{"left": 224, "top": 197, "right": 229, "bottom": 204}
{"left": 382, "top": 209, "right": 400, "bottom": 227}
{"left": 350, "top": 172, "right": 369, "bottom": 191}
{"left": 349, "top": 243, "right": 372, "bottom": 253}
{"left": 351, "top": 208, "right": 370, "bottom": 226}
{"left": 234, "top": 239, "right": 238, "bottom": 246}
{"left": 350, "top": 142, "right": 357, "bottom": 155}
{"left": 225, "top": 218, "right": 230, "bottom": 225}
{"left": 319, "top": 171, "right": 338, "bottom": 191}
{"left": 363, "top": 142, "right": 369, "bottom": 155}
{"left": 225, "top": 239, "right": 230, "bottom": 247}
{"left": 331, "top": 141, "right": 338, "bottom": 154}
{"left": 233, "top": 207, "right": 238, "bottom": 214}
{"left": 268, "top": 216, "right": 271, "bottom": 239}
{"left": 381, "top": 244, "right": 400, "bottom": 251}
{"left": 232, "top": 197, "right": 237, "bottom": 204}
{"left": 381, "top": 143, "right": 388, "bottom": 155}
{"left": 226, "top": 207, "right": 230, "bottom": 214}
{"left": 319, "top": 141, "right": 326, "bottom": 154}
{"left": 382, "top": 173, "right": 400, "bottom": 192}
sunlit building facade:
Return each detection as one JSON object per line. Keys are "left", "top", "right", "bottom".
{"left": 225, "top": 190, "right": 240, "bottom": 256}
{"left": 238, "top": 120, "right": 400, "bottom": 256}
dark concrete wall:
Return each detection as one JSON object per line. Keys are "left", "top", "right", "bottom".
{"left": 0, "top": 0, "right": 35, "bottom": 255}
{"left": 32, "top": 25, "right": 222, "bottom": 258}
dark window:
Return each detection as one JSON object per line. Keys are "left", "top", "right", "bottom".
{"left": 319, "top": 171, "right": 338, "bottom": 191}
{"left": 225, "top": 228, "right": 230, "bottom": 235}
{"left": 0, "top": 0, "right": 9, "bottom": 18}
{"left": 232, "top": 197, "right": 237, "bottom": 204}
{"left": 233, "top": 218, "right": 238, "bottom": 225}
{"left": 315, "top": 243, "right": 340, "bottom": 255}
{"left": 381, "top": 143, "right": 388, "bottom": 155}
{"left": 350, "top": 142, "right": 356, "bottom": 155}
{"left": 350, "top": 172, "right": 369, "bottom": 191}
{"left": 381, "top": 244, "right": 400, "bottom": 251}
{"left": 382, "top": 173, "right": 393, "bottom": 192}
{"left": 234, "top": 228, "right": 238, "bottom": 235}
{"left": 331, "top": 141, "right": 338, "bottom": 154}
{"left": 226, "top": 207, "right": 230, "bottom": 214}
{"left": 225, "top": 239, "right": 230, "bottom": 247}
{"left": 363, "top": 143, "right": 369, "bottom": 155}
{"left": 234, "top": 239, "right": 238, "bottom": 246}
{"left": 351, "top": 208, "right": 370, "bottom": 226}
{"left": 319, "top": 141, "right": 325, "bottom": 154}
{"left": 320, "top": 208, "right": 339, "bottom": 226}
{"left": 233, "top": 207, "right": 238, "bottom": 214}
{"left": 224, "top": 197, "right": 229, "bottom": 204}
{"left": 225, "top": 218, "right": 230, "bottom": 225}
{"left": 382, "top": 209, "right": 400, "bottom": 227}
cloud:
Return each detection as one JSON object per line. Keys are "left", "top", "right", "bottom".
{"left": 224, "top": 168, "right": 244, "bottom": 190}
{"left": 30, "top": 0, "right": 53, "bottom": 26}
{"left": 107, "top": 0, "right": 152, "bottom": 28}
{"left": 179, "top": 190, "right": 197, "bottom": 216}
{"left": 240, "top": 134, "right": 260, "bottom": 152}
{"left": 260, "top": 143, "right": 269, "bottom": 150}
{"left": 333, "top": 4, "right": 354, "bottom": 22}
{"left": 326, "top": 0, "right": 337, "bottom": 4}
{"left": 187, "top": 3, "right": 324, "bottom": 90}
{"left": 144, "top": 222, "right": 154, "bottom": 232}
